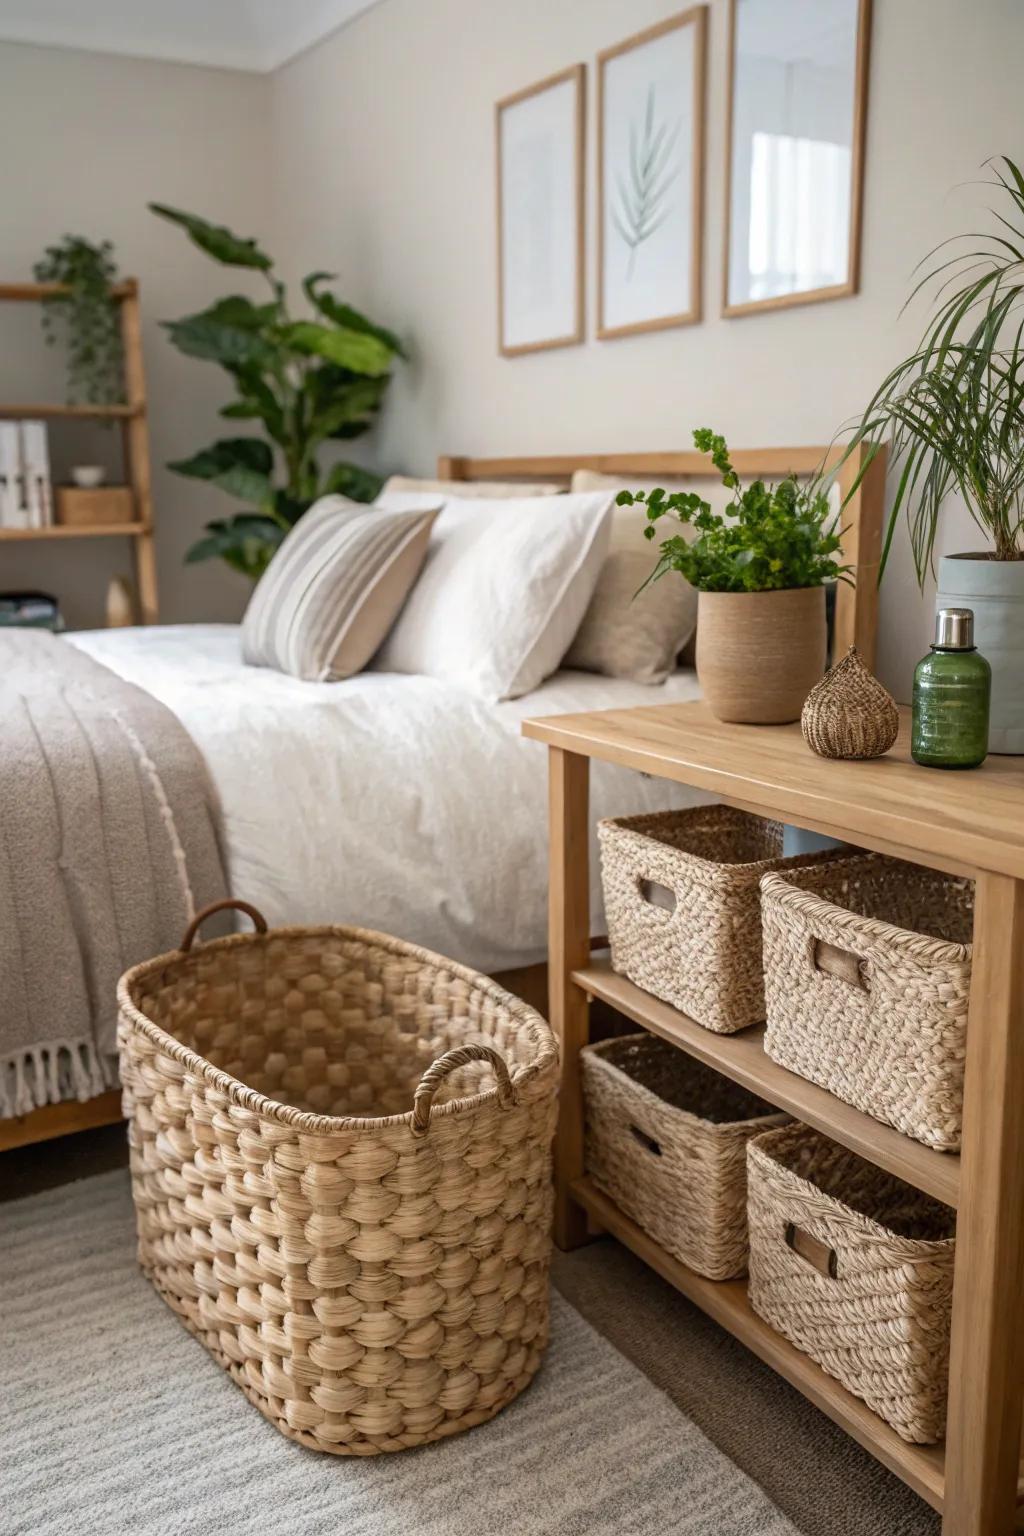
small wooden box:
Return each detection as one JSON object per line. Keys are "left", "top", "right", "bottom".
{"left": 56, "top": 486, "right": 135, "bottom": 527}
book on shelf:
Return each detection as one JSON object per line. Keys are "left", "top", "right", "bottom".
{"left": 20, "top": 419, "right": 53, "bottom": 527}
{"left": 0, "top": 419, "right": 53, "bottom": 528}
{"left": 0, "top": 420, "right": 26, "bottom": 528}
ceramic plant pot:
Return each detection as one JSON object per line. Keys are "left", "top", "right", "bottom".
{"left": 936, "top": 553, "right": 1024, "bottom": 754}
{"left": 696, "top": 587, "right": 827, "bottom": 725}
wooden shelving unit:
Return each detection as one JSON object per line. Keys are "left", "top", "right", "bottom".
{"left": 0, "top": 278, "right": 158, "bottom": 623}
{"left": 523, "top": 699, "right": 1024, "bottom": 1536}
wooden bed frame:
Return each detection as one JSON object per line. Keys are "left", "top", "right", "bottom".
{"left": 1, "top": 442, "right": 886, "bottom": 1155}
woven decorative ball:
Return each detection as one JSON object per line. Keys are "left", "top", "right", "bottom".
{"left": 801, "top": 646, "right": 899, "bottom": 760}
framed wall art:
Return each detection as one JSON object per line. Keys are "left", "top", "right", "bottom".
{"left": 722, "top": 0, "right": 872, "bottom": 317}
{"left": 495, "top": 64, "right": 585, "bottom": 356}
{"left": 597, "top": 8, "right": 707, "bottom": 340}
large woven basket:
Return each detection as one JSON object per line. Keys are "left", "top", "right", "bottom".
{"left": 598, "top": 806, "right": 844, "bottom": 1032}
{"left": 760, "top": 854, "right": 973, "bottom": 1151}
{"left": 582, "top": 1034, "right": 786, "bottom": 1279}
{"left": 747, "top": 1123, "right": 956, "bottom": 1443}
{"left": 117, "top": 899, "right": 559, "bottom": 1456}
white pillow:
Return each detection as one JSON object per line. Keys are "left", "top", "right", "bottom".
{"left": 374, "top": 490, "right": 614, "bottom": 700}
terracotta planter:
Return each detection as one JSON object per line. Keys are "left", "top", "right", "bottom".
{"left": 696, "top": 587, "right": 827, "bottom": 724}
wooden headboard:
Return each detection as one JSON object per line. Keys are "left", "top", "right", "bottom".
{"left": 436, "top": 445, "right": 887, "bottom": 668}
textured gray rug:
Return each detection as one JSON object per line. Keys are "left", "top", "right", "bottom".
{"left": 2, "top": 1171, "right": 795, "bottom": 1536}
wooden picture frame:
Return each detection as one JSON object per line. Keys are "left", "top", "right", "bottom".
{"left": 495, "top": 64, "right": 585, "bottom": 357}
{"left": 597, "top": 8, "right": 707, "bottom": 340}
{"left": 722, "top": 0, "right": 872, "bottom": 319}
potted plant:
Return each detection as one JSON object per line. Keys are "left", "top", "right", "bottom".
{"left": 33, "top": 234, "right": 124, "bottom": 406}
{"left": 619, "top": 429, "right": 849, "bottom": 724}
{"left": 150, "top": 205, "right": 407, "bottom": 578}
{"left": 848, "top": 156, "right": 1024, "bottom": 753}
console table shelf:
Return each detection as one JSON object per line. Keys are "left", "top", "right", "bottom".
{"left": 523, "top": 699, "right": 1024, "bottom": 1536}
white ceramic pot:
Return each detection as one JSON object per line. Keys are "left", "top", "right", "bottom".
{"left": 936, "top": 553, "right": 1024, "bottom": 754}
{"left": 71, "top": 465, "right": 106, "bottom": 489}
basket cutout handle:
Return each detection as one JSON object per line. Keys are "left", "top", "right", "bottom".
{"left": 629, "top": 1123, "right": 662, "bottom": 1157}
{"left": 785, "top": 1221, "right": 838, "bottom": 1280}
{"left": 636, "top": 877, "right": 677, "bottom": 916}
{"left": 411, "top": 1044, "right": 516, "bottom": 1138}
{"left": 812, "top": 938, "right": 868, "bottom": 992}
{"left": 179, "top": 899, "right": 268, "bottom": 953}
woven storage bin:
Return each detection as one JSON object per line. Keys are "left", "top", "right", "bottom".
{"left": 582, "top": 1033, "right": 787, "bottom": 1279}
{"left": 747, "top": 1123, "right": 956, "bottom": 1443}
{"left": 117, "top": 899, "right": 559, "bottom": 1456}
{"left": 598, "top": 806, "right": 844, "bottom": 1032}
{"left": 761, "top": 854, "right": 973, "bottom": 1151}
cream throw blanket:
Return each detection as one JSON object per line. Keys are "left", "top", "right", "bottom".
{"left": 0, "top": 631, "right": 227, "bottom": 1116}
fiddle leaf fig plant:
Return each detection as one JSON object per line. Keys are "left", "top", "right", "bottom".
{"left": 32, "top": 235, "right": 124, "bottom": 406}
{"left": 151, "top": 204, "right": 407, "bottom": 578}
{"left": 619, "top": 428, "right": 850, "bottom": 593}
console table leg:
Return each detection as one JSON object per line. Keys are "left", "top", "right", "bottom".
{"left": 943, "top": 873, "right": 1024, "bottom": 1535}
{"left": 548, "top": 746, "right": 591, "bottom": 1250}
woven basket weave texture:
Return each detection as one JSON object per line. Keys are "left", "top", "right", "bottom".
{"left": 583, "top": 1034, "right": 786, "bottom": 1279}
{"left": 761, "top": 854, "right": 973, "bottom": 1151}
{"left": 800, "top": 646, "right": 900, "bottom": 760}
{"left": 598, "top": 805, "right": 846, "bottom": 1033}
{"left": 747, "top": 1123, "right": 956, "bottom": 1443}
{"left": 117, "top": 917, "right": 558, "bottom": 1455}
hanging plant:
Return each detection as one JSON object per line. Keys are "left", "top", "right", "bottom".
{"left": 32, "top": 235, "right": 124, "bottom": 406}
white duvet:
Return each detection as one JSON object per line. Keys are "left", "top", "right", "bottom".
{"left": 71, "top": 625, "right": 708, "bottom": 974}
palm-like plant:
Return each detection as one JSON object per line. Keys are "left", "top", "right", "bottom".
{"left": 849, "top": 157, "right": 1024, "bottom": 580}
{"left": 151, "top": 205, "right": 406, "bottom": 578}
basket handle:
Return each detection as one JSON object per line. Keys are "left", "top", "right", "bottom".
{"left": 179, "top": 899, "right": 268, "bottom": 953}
{"left": 785, "top": 1221, "right": 838, "bottom": 1279}
{"left": 411, "top": 1044, "right": 517, "bottom": 1139}
{"left": 811, "top": 938, "right": 869, "bottom": 992}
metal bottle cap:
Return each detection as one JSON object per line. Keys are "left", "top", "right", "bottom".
{"left": 934, "top": 607, "right": 975, "bottom": 649}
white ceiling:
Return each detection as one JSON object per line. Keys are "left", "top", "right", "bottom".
{"left": 0, "top": 0, "right": 382, "bottom": 73}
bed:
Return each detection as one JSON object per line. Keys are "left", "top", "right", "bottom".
{"left": 1, "top": 444, "right": 884, "bottom": 1149}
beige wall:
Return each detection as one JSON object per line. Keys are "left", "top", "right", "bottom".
{"left": 0, "top": 42, "right": 271, "bottom": 627}
{"left": 269, "top": 0, "right": 1024, "bottom": 699}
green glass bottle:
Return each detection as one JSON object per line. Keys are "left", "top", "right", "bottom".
{"left": 912, "top": 607, "right": 991, "bottom": 769}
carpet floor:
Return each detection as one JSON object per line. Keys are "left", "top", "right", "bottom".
{"left": 3, "top": 1169, "right": 800, "bottom": 1536}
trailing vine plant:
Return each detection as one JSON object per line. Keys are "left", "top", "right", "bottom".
{"left": 32, "top": 236, "right": 124, "bottom": 406}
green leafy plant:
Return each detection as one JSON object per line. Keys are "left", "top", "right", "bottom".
{"left": 612, "top": 86, "right": 678, "bottom": 280}
{"left": 32, "top": 236, "right": 124, "bottom": 406}
{"left": 847, "top": 156, "right": 1024, "bottom": 580}
{"left": 151, "top": 204, "right": 407, "bottom": 578}
{"left": 619, "top": 428, "right": 849, "bottom": 593}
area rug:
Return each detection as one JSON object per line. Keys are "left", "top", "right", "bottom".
{"left": 2, "top": 1171, "right": 796, "bottom": 1536}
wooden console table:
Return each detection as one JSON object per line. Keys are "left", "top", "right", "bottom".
{"left": 523, "top": 699, "right": 1024, "bottom": 1535}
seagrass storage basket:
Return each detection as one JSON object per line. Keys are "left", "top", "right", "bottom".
{"left": 746, "top": 1123, "right": 956, "bottom": 1444}
{"left": 117, "top": 899, "right": 559, "bottom": 1456}
{"left": 760, "top": 854, "right": 973, "bottom": 1151}
{"left": 582, "top": 1033, "right": 787, "bottom": 1279}
{"left": 598, "top": 806, "right": 844, "bottom": 1032}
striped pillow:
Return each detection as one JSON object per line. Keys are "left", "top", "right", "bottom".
{"left": 241, "top": 495, "right": 440, "bottom": 681}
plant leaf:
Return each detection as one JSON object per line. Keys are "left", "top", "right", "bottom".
{"left": 321, "top": 461, "right": 385, "bottom": 502}
{"left": 150, "top": 203, "right": 272, "bottom": 270}
{"left": 279, "top": 319, "right": 394, "bottom": 377}
{"left": 162, "top": 313, "right": 276, "bottom": 371}
{"left": 303, "top": 274, "right": 408, "bottom": 359}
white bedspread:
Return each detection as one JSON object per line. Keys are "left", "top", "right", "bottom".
{"left": 70, "top": 626, "right": 708, "bottom": 974}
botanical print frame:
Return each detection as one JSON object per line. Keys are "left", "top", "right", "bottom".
{"left": 722, "top": 0, "right": 872, "bottom": 318}
{"left": 597, "top": 8, "right": 707, "bottom": 340}
{"left": 495, "top": 64, "right": 585, "bottom": 357}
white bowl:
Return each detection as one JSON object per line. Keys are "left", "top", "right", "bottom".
{"left": 71, "top": 465, "right": 106, "bottom": 489}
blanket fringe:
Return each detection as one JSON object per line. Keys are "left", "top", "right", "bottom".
{"left": 1, "top": 1038, "right": 114, "bottom": 1120}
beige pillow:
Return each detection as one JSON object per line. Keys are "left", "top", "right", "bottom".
{"left": 242, "top": 495, "right": 440, "bottom": 681}
{"left": 565, "top": 469, "right": 700, "bottom": 683}
{"left": 383, "top": 474, "right": 563, "bottom": 499}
